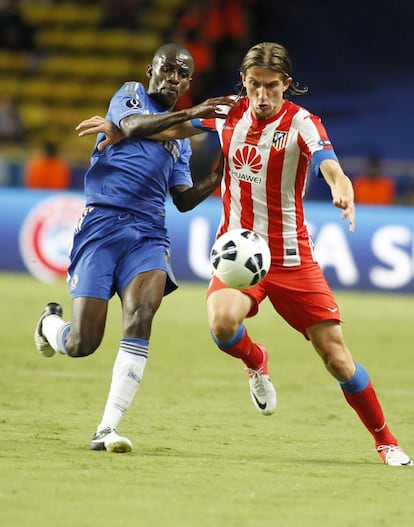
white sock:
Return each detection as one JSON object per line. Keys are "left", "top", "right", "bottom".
{"left": 42, "top": 315, "right": 70, "bottom": 354}
{"left": 97, "top": 338, "right": 149, "bottom": 432}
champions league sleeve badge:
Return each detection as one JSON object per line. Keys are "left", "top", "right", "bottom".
{"left": 126, "top": 97, "right": 141, "bottom": 109}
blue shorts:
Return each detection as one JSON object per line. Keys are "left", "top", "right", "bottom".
{"left": 67, "top": 206, "right": 178, "bottom": 300}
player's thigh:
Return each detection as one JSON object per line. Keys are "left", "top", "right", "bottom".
{"left": 121, "top": 269, "right": 167, "bottom": 316}
{"left": 265, "top": 263, "right": 340, "bottom": 336}
{"left": 115, "top": 237, "right": 176, "bottom": 297}
{"left": 207, "top": 285, "right": 253, "bottom": 328}
{"left": 120, "top": 270, "right": 167, "bottom": 339}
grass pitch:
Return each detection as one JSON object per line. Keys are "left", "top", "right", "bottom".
{"left": 0, "top": 273, "right": 413, "bottom": 527}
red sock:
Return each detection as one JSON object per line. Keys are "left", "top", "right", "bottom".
{"left": 217, "top": 328, "right": 264, "bottom": 370}
{"left": 342, "top": 381, "right": 398, "bottom": 447}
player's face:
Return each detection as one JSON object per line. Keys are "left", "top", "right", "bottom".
{"left": 242, "top": 67, "right": 292, "bottom": 120}
{"left": 147, "top": 51, "right": 193, "bottom": 109}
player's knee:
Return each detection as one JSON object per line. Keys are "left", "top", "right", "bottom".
{"left": 123, "top": 302, "right": 158, "bottom": 337}
{"left": 323, "top": 349, "right": 354, "bottom": 381}
{"left": 209, "top": 314, "right": 239, "bottom": 343}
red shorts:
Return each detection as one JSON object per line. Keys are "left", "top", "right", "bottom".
{"left": 207, "top": 262, "right": 341, "bottom": 339}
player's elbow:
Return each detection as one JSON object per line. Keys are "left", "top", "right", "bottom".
{"left": 173, "top": 198, "right": 193, "bottom": 212}
{"left": 171, "top": 185, "right": 195, "bottom": 212}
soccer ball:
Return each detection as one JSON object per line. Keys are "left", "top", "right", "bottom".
{"left": 210, "top": 229, "right": 271, "bottom": 289}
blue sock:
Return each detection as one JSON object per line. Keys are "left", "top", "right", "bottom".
{"left": 56, "top": 322, "right": 71, "bottom": 355}
{"left": 339, "top": 362, "right": 370, "bottom": 394}
{"left": 120, "top": 337, "right": 149, "bottom": 358}
{"left": 211, "top": 324, "right": 245, "bottom": 349}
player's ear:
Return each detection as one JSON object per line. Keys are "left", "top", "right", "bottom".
{"left": 283, "top": 76, "right": 293, "bottom": 92}
{"left": 182, "top": 78, "right": 192, "bottom": 92}
{"left": 146, "top": 65, "right": 153, "bottom": 78}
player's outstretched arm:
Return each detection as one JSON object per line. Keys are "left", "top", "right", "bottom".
{"left": 120, "top": 96, "right": 234, "bottom": 140}
{"left": 75, "top": 96, "right": 234, "bottom": 150}
{"left": 320, "top": 159, "right": 356, "bottom": 232}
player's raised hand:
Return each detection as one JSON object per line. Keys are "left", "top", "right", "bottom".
{"left": 76, "top": 116, "right": 125, "bottom": 151}
{"left": 333, "top": 196, "right": 355, "bottom": 232}
{"left": 186, "top": 96, "right": 236, "bottom": 120}
{"left": 320, "top": 159, "right": 356, "bottom": 232}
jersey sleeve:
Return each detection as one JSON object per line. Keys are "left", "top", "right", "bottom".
{"left": 106, "top": 82, "right": 148, "bottom": 126}
{"left": 191, "top": 117, "right": 218, "bottom": 131}
{"left": 169, "top": 138, "right": 193, "bottom": 189}
{"left": 86, "top": 82, "right": 148, "bottom": 153}
{"left": 310, "top": 149, "right": 339, "bottom": 178}
{"left": 297, "top": 112, "right": 339, "bottom": 178}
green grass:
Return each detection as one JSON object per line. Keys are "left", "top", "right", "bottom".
{"left": 0, "top": 273, "right": 413, "bottom": 527}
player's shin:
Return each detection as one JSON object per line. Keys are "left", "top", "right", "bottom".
{"left": 340, "top": 362, "right": 397, "bottom": 447}
{"left": 97, "top": 337, "right": 148, "bottom": 431}
{"left": 211, "top": 323, "right": 264, "bottom": 370}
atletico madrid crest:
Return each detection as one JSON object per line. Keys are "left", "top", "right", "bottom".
{"left": 272, "top": 130, "right": 288, "bottom": 151}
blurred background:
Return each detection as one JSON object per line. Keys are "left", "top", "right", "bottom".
{"left": 0, "top": 0, "right": 413, "bottom": 202}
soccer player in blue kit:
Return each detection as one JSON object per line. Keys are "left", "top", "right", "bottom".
{"left": 34, "top": 43, "right": 233, "bottom": 453}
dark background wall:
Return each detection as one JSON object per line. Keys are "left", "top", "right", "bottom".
{"left": 247, "top": 0, "right": 414, "bottom": 160}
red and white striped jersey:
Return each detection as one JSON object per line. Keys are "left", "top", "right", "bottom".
{"left": 197, "top": 97, "right": 338, "bottom": 267}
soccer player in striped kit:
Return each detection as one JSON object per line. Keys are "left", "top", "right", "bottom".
{"left": 76, "top": 42, "right": 412, "bottom": 465}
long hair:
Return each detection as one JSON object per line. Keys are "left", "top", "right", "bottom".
{"left": 237, "top": 42, "right": 308, "bottom": 98}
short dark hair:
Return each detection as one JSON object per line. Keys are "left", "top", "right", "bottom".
{"left": 153, "top": 43, "right": 194, "bottom": 70}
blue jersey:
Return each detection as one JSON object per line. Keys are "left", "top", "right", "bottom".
{"left": 83, "top": 81, "right": 193, "bottom": 236}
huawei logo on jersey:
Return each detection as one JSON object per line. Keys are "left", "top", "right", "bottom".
{"left": 232, "top": 145, "right": 263, "bottom": 184}
{"left": 233, "top": 145, "right": 262, "bottom": 173}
